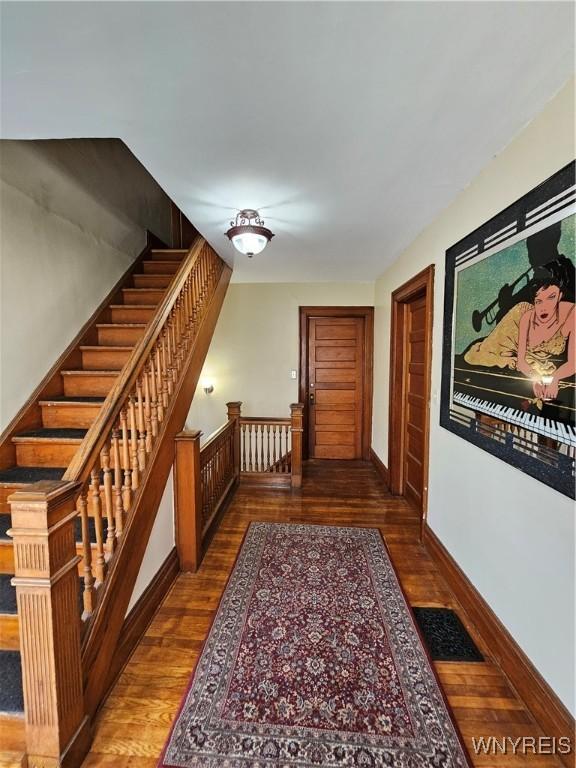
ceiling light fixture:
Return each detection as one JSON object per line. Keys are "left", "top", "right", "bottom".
{"left": 225, "top": 209, "right": 274, "bottom": 257}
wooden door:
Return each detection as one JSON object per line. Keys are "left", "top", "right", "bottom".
{"left": 308, "top": 316, "right": 364, "bottom": 459}
{"left": 403, "top": 294, "right": 427, "bottom": 509}
{"left": 389, "top": 265, "right": 434, "bottom": 528}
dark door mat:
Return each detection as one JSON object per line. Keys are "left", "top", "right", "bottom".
{"left": 0, "top": 651, "right": 23, "bottom": 713}
{"left": 0, "top": 573, "right": 17, "bottom": 614}
{"left": 413, "top": 607, "right": 484, "bottom": 662}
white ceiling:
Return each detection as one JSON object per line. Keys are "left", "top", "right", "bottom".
{"left": 1, "top": 2, "right": 574, "bottom": 283}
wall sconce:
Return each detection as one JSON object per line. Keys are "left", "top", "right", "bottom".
{"left": 202, "top": 378, "right": 214, "bottom": 395}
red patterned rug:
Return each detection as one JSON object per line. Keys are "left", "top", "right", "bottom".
{"left": 159, "top": 523, "right": 471, "bottom": 767}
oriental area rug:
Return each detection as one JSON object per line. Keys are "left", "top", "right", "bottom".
{"left": 159, "top": 523, "right": 471, "bottom": 768}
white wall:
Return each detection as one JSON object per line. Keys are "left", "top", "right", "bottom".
{"left": 0, "top": 138, "right": 171, "bottom": 428}
{"left": 186, "top": 282, "right": 375, "bottom": 440}
{"left": 372, "top": 79, "right": 575, "bottom": 714}
{"left": 127, "top": 469, "right": 175, "bottom": 614}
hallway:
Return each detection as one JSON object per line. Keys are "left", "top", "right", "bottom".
{"left": 82, "top": 461, "right": 563, "bottom": 767}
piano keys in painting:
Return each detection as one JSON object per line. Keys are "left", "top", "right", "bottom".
{"left": 440, "top": 162, "right": 576, "bottom": 499}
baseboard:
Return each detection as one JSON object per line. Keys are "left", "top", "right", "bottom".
{"left": 99, "top": 547, "right": 180, "bottom": 710}
{"left": 423, "top": 524, "right": 575, "bottom": 766}
{"left": 370, "top": 447, "right": 389, "bottom": 488}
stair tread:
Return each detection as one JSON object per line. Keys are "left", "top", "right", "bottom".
{"left": 0, "top": 574, "right": 17, "bottom": 614}
{"left": 0, "top": 651, "right": 23, "bottom": 713}
{"left": 109, "top": 304, "right": 157, "bottom": 309}
{"left": 0, "top": 467, "right": 66, "bottom": 485}
{"left": 79, "top": 345, "right": 134, "bottom": 351}
{"left": 61, "top": 370, "right": 118, "bottom": 375}
{"left": 13, "top": 428, "right": 87, "bottom": 441}
{"left": 150, "top": 249, "right": 187, "bottom": 253}
{"left": 96, "top": 323, "right": 147, "bottom": 328}
{"left": 122, "top": 287, "right": 165, "bottom": 292}
{"left": 38, "top": 396, "right": 105, "bottom": 403}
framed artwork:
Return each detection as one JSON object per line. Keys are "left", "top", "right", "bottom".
{"left": 440, "top": 162, "right": 575, "bottom": 498}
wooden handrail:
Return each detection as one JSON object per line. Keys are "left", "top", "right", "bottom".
{"left": 64, "top": 238, "right": 204, "bottom": 484}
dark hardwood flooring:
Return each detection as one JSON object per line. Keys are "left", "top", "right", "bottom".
{"left": 82, "top": 460, "right": 564, "bottom": 767}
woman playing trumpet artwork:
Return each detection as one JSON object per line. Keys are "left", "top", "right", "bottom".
{"left": 463, "top": 258, "right": 575, "bottom": 401}
{"left": 441, "top": 163, "right": 576, "bottom": 498}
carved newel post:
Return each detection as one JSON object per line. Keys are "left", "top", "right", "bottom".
{"left": 290, "top": 403, "right": 304, "bottom": 489}
{"left": 226, "top": 401, "right": 242, "bottom": 480}
{"left": 8, "top": 480, "right": 91, "bottom": 768}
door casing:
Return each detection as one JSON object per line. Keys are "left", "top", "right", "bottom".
{"left": 299, "top": 306, "right": 374, "bottom": 461}
{"left": 388, "top": 265, "right": 434, "bottom": 533}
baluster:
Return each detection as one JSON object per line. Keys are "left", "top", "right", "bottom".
{"left": 143, "top": 371, "right": 153, "bottom": 453}
{"left": 248, "top": 423, "right": 253, "bottom": 472}
{"left": 154, "top": 345, "right": 165, "bottom": 423}
{"left": 128, "top": 394, "right": 140, "bottom": 489}
{"left": 186, "top": 275, "right": 194, "bottom": 334}
{"left": 112, "top": 428, "right": 125, "bottom": 540}
{"left": 148, "top": 360, "right": 159, "bottom": 437}
{"left": 136, "top": 380, "right": 147, "bottom": 471}
{"left": 90, "top": 465, "right": 106, "bottom": 582}
{"left": 169, "top": 311, "right": 178, "bottom": 382}
{"left": 101, "top": 442, "right": 116, "bottom": 553}
{"left": 78, "top": 489, "right": 95, "bottom": 618}
{"left": 175, "top": 296, "right": 184, "bottom": 366}
{"left": 272, "top": 424, "right": 277, "bottom": 471}
{"left": 120, "top": 407, "right": 132, "bottom": 511}
{"left": 266, "top": 424, "right": 271, "bottom": 470}
{"left": 260, "top": 425, "right": 265, "bottom": 472}
{"left": 163, "top": 327, "right": 174, "bottom": 397}
{"left": 241, "top": 423, "right": 247, "bottom": 472}
{"left": 279, "top": 424, "right": 284, "bottom": 472}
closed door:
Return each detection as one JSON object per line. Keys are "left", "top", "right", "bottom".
{"left": 403, "top": 293, "right": 427, "bottom": 509}
{"left": 307, "top": 317, "right": 364, "bottom": 459}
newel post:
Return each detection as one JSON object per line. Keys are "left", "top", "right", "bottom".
{"left": 8, "top": 480, "right": 91, "bottom": 768}
{"left": 290, "top": 403, "right": 304, "bottom": 489}
{"left": 174, "top": 430, "right": 203, "bottom": 572}
{"left": 226, "top": 401, "right": 242, "bottom": 480}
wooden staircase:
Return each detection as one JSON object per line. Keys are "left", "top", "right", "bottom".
{"left": 0, "top": 237, "right": 231, "bottom": 767}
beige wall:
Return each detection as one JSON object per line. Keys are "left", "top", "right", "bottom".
{"left": 372, "top": 79, "right": 575, "bottom": 713}
{"left": 186, "top": 282, "right": 375, "bottom": 440}
{"left": 0, "top": 138, "right": 171, "bottom": 428}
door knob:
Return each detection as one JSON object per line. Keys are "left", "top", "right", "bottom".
{"left": 309, "top": 392, "right": 315, "bottom": 404}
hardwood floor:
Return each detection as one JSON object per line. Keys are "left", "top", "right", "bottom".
{"left": 82, "top": 460, "right": 565, "bottom": 767}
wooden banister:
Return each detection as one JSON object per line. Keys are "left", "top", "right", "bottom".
{"left": 8, "top": 234, "right": 231, "bottom": 763}
{"left": 8, "top": 481, "right": 91, "bottom": 767}
{"left": 63, "top": 238, "right": 204, "bottom": 485}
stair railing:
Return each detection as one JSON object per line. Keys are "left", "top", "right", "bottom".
{"left": 174, "top": 401, "right": 303, "bottom": 571}
{"left": 8, "top": 237, "right": 229, "bottom": 767}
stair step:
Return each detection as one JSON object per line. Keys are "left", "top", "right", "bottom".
{"left": 39, "top": 397, "right": 103, "bottom": 429}
{"left": 0, "top": 466, "right": 67, "bottom": 486}
{"left": 0, "top": 575, "right": 16, "bottom": 615}
{"left": 79, "top": 345, "right": 133, "bottom": 371}
{"left": 12, "top": 429, "right": 87, "bottom": 468}
{"left": 108, "top": 305, "right": 156, "bottom": 324}
{"left": 132, "top": 273, "right": 174, "bottom": 289}
{"left": 121, "top": 288, "right": 164, "bottom": 305}
{"left": 0, "top": 467, "right": 67, "bottom": 515}
{"left": 61, "top": 370, "right": 117, "bottom": 397}
{"left": 96, "top": 323, "right": 146, "bottom": 346}
{"left": 0, "top": 651, "right": 23, "bottom": 713}
{"left": 0, "top": 615, "right": 19, "bottom": 650}
{"left": 150, "top": 249, "right": 187, "bottom": 261}
{"left": 142, "top": 260, "right": 181, "bottom": 275}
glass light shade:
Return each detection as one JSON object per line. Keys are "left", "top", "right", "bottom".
{"left": 231, "top": 231, "right": 269, "bottom": 256}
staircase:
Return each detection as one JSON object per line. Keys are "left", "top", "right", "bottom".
{"left": 0, "top": 235, "right": 231, "bottom": 767}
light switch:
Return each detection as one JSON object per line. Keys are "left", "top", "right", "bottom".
{"left": 290, "top": 369, "right": 297, "bottom": 380}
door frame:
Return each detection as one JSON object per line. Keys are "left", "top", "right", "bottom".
{"left": 299, "top": 306, "right": 374, "bottom": 461}
{"left": 388, "top": 266, "right": 434, "bottom": 528}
